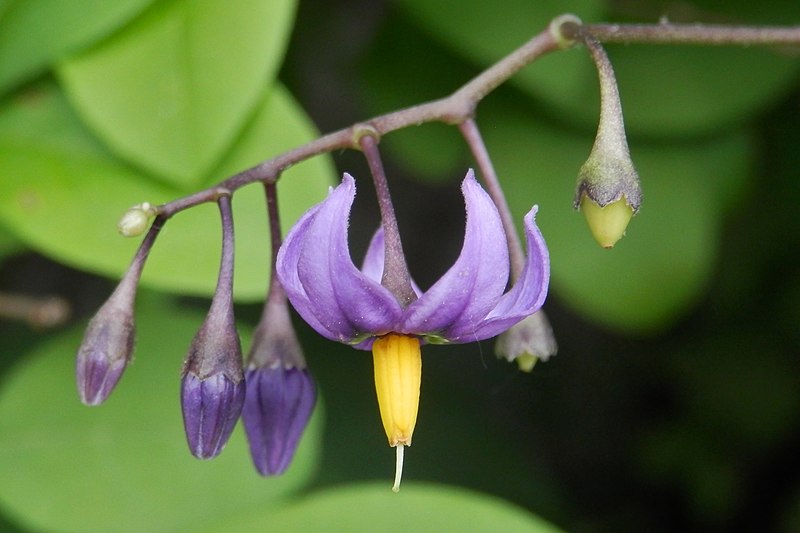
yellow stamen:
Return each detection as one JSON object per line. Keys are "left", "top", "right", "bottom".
{"left": 372, "top": 333, "right": 422, "bottom": 491}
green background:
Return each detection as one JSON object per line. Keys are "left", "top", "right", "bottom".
{"left": 1, "top": 0, "right": 799, "bottom": 531}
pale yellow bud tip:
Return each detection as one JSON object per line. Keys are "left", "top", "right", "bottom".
{"left": 516, "top": 354, "right": 538, "bottom": 372}
{"left": 117, "top": 202, "right": 156, "bottom": 237}
{"left": 580, "top": 194, "right": 634, "bottom": 249}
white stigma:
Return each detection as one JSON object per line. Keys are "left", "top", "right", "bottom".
{"left": 392, "top": 444, "right": 405, "bottom": 493}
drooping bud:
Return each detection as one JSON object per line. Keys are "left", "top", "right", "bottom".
{"left": 574, "top": 33, "right": 642, "bottom": 249}
{"left": 180, "top": 194, "right": 245, "bottom": 459}
{"left": 117, "top": 202, "right": 157, "bottom": 237}
{"left": 372, "top": 333, "right": 422, "bottom": 492}
{"left": 495, "top": 310, "right": 558, "bottom": 372}
{"left": 242, "top": 292, "right": 316, "bottom": 475}
{"left": 76, "top": 219, "right": 162, "bottom": 405}
{"left": 75, "top": 286, "right": 134, "bottom": 406}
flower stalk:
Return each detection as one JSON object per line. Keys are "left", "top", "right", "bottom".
{"left": 76, "top": 217, "right": 163, "bottom": 405}
{"left": 242, "top": 182, "right": 316, "bottom": 476}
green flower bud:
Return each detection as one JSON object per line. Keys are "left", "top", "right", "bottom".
{"left": 574, "top": 33, "right": 642, "bottom": 249}
{"left": 495, "top": 311, "right": 557, "bottom": 373}
{"left": 118, "top": 202, "right": 156, "bottom": 237}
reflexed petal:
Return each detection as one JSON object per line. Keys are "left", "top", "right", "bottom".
{"left": 401, "top": 170, "right": 509, "bottom": 340}
{"left": 361, "top": 226, "right": 422, "bottom": 297}
{"left": 465, "top": 206, "right": 550, "bottom": 341}
{"left": 277, "top": 174, "right": 402, "bottom": 343}
{"left": 360, "top": 226, "right": 385, "bottom": 284}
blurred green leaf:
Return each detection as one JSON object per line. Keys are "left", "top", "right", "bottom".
{"left": 0, "top": 295, "right": 323, "bottom": 533}
{"left": 57, "top": 0, "right": 297, "bottom": 186}
{"left": 0, "top": 0, "right": 154, "bottom": 96}
{"left": 399, "top": 0, "right": 800, "bottom": 136}
{"left": 203, "top": 482, "right": 563, "bottom": 533}
{"left": 483, "top": 97, "right": 751, "bottom": 332}
{"left": 0, "top": 83, "right": 333, "bottom": 301}
{"left": 359, "top": 12, "right": 471, "bottom": 181}
{"left": 0, "top": 224, "right": 22, "bottom": 259}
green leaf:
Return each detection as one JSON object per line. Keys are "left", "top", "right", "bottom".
{"left": 359, "top": 10, "right": 471, "bottom": 181}
{"left": 483, "top": 97, "right": 751, "bottom": 333}
{"left": 0, "top": 83, "right": 334, "bottom": 301}
{"left": 57, "top": 0, "right": 297, "bottom": 186}
{"left": 0, "top": 295, "right": 323, "bottom": 533}
{"left": 398, "top": 0, "right": 800, "bottom": 136}
{"left": 0, "top": 0, "right": 154, "bottom": 96}
{"left": 202, "top": 482, "right": 563, "bottom": 533}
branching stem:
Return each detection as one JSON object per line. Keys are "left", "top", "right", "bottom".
{"left": 149, "top": 18, "right": 800, "bottom": 220}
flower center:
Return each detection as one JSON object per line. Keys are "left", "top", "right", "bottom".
{"left": 371, "top": 333, "right": 421, "bottom": 492}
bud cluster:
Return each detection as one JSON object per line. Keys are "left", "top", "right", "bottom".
{"left": 76, "top": 189, "right": 316, "bottom": 476}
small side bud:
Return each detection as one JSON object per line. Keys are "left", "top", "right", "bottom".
{"left": 76, "top": 294, "right": 135, "bottom": 405}
{"left": 495, "top": 311, "right": 558, "bottom": 373}
{"left": 118, "top": 202, "right": 156, "bottom": 237}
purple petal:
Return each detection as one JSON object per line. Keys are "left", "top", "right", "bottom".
{"left": 467, "top": 206, "right": 550, "bottom": 341}
{"left": 242, "top": 366, "right": 316, "bottom": 476}
{"left": 401, "top": 170, "right": 509, "bottom": 340}
{"left": 360, "top": 227, "right": 385, "bottom": 284}
{"left": 277, "top": 174, "right": 402, "bottom": 343}
{"left": 76, "top": 313, "right": 134, "bottom": 406}
{"left": 361, "top": 226, "right": 422, "bottom": 297}
{"left": 181, "top": 372, "right": 245, "bottom": 459}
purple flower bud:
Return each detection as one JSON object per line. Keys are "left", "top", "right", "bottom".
{"left": 180, "top": 310, "right": 246, "bottom": 459}
{"left": 180, "top": 194, "right": 245, "bottom": 459}
{"left": 76, "top": 218, "right": 162, "bottom": 405}
{"left": 243, "top": 283, "right": 316, "bottom": 475}
{"left": 181, "top": 370, "right": 245, "bottom": 459}
{"left": 242, "top": 365, "right": 316, "bottom": 475}
{"left": 75, "top": 300, "right": 135, "bottom": 406}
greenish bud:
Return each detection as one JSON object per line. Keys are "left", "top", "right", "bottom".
{"left": 117, "top": 202, "right": 156, "bottom": 237}
{"left": 495, "top": 311, "right": 557, "bottom": 373}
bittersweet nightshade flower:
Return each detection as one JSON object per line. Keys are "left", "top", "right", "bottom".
{"left": 277, "top": 169, "right": 549, "bottom": 489}
{"left": 180, "top": 195, "right": 245, "bottom": 459}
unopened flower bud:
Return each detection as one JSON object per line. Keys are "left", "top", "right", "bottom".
{"left": 575, "top": 33, "right": 642, "bottom": 249}
{"left": 181, "top": 314, "right": 245, "bottom": 459}
{"left": 243, "top": 364, "right": 316, "bottom": 476}
{"left": 495, "top": 310, "right": 557, "bottom": 372}
{"left": 75, "top": 291, "right": 135, "bottom": 406}
{"left": 243, "top": 293, "right": 316, "bottom": 476}
{"left": 118, "top": 202, "right": 156, "bottom": 237}
{"left": 76, "top": 219, "right": 161, "bottom": 405}
{"left": 181, "top": 194, "right": 244, "bottom": 459}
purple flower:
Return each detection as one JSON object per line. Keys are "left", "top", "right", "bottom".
{"left": 276, "top": 168, "right": 549, "bottom": 490}
{"left": 276, "top": 170, "right": 549, "bottom": 347}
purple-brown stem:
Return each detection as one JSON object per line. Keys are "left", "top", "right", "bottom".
{"left": 359, "top": 134, "right": 417, "bottom": 306}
